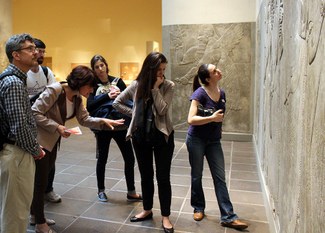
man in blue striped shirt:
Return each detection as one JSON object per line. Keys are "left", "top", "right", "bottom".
{"left": 0, "top": 33, "right": 45, "bottom": 233}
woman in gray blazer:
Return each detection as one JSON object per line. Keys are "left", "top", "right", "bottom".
{"left": 31, "top": 65, "right": 124, "bottom": 233}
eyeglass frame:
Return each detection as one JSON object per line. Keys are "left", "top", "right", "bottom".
{"left": 16, "top": 46, "right": 39, "bottom": 53}
{"left": 37, "top": 48, "right": 46, "bottom": 54}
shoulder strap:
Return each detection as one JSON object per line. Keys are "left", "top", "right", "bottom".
{"left": 58, "top": 84, "right": 67, "bottom": 123}
{"left": 111, "top": 77, "right": 120, "bottom": 85}
{"left": 0, "top": 71, "right": 14, "bottom": 81}
{"left": 41, "top": 66, "right": 49, "bottom": 83}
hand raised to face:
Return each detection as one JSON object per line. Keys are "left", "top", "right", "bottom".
{"left": 153, "top": 76, "right": 164, "bottom": 89}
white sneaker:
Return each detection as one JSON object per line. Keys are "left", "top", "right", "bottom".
{"left": 30, "top": 215, "right": 56, "bottom": 226}
{"left": 45, "top": 191, "right": 62, "bottom": 203}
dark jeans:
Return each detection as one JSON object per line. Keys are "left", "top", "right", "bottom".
{"left": 95, "top": 130, "right": 136, "bottom": 192}
{"left": 186, "top": 134, "right": 238, "bottom": 222}
{"left": 132, "top": 130, "right": 174, "bottom": 216}
{"left": 31, "top": 144, "right": 58, "bottom": 224}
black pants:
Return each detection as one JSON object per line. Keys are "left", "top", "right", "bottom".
{"left": 45, "top": 165, "right": 55, "bottom": 193}
{"left": 132, "top": 130, "right": 174, "bottom": 216}
{"left": 31, "top": 144, "right": 57, "bottom": 224}
{"left": 96, "top": 130, "right": 136, "bottom": 192}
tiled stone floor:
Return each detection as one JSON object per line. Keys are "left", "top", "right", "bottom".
{"left": 27, "top": 120, "right": 270, "bottom": 233}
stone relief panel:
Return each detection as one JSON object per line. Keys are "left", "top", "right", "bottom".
{"left": 164, "top": 23, "right": 252, "bottom": 133}
{"left": 255, "top": 0, "right": 325, "bottom": 232}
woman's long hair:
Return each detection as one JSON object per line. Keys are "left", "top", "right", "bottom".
{"left": 193, "top": 64, "right": 210, "bottom": 92}
{"left": 90, "top": 55, "right": 110, "bottom": 74}
{"left": 90, "top": 55, "right": 110, "bottom": 85}
{"left": 136, "top": 52, "right": 168, "bottom": 101}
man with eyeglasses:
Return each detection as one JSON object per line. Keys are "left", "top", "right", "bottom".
{"left": 27, "top": 38, "right": 56, "bottom": 104}
{"left": 0, "top": 33, "right": 45, "bottom": 233}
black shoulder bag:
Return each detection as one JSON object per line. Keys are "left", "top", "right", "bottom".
{"left": 133, "top": 98, "right": 157, "bottom": 142}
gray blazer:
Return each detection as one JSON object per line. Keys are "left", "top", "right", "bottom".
{"left": 32, "top": 82, "right": 109, "bottom": 152}
{"left": 113, "top": 79, "right": 174, "bottom": 142}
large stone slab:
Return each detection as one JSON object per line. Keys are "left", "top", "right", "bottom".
{"left": 163, "top": 23, "right": 253, "bottom": 134}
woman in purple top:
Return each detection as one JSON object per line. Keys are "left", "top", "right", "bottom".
{"left": 186, "top": 64, "right": 248, "bottom": 230}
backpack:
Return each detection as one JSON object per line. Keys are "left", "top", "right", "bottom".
{"left": 0, "top": 71, "right": 14, "bottom": 80}
{"left": 0, "top": 69, "right": 49, "bottom": 149}
{"left": 41, "top": 65, "right": 49, "bottom": 83}
{"left": 0, "top": 67, "right": 48, "bottom": 80}
{"left": 0, "top": 71, "right": 15, "bottom": 150}
{"left": 29, "top": 66, "right": 49, "bottom": 105}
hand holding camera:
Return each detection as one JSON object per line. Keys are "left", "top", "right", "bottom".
{"left": 197, "top": 104, "right": 223, "bottom": 122}
{"left": 211, "top": 109, "right": 224, "bottom": 122}
{"left": 108, "top": 85, "right": 120, "bottom": 99}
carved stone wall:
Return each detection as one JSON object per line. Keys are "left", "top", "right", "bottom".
{"left": 163, "top": 23, "right": 253, "bottom": 134}
{"left": 255, "top": 0, "right": 325, "bottom": 232}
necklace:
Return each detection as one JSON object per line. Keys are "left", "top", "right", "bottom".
{"left": 203, "top": 86, "right": 220, "bottom": 102}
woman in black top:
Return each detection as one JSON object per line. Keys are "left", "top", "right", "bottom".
{"left": 86, "top": 55, "right": 141, "bottom": 202}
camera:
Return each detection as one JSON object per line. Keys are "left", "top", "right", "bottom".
{"left": 197, "top": 104, "right": 216, "bottom": 116}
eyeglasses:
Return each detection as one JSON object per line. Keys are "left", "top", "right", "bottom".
{"left": 16, "top": 46, "right": 39, "bottom": 53}
{"left": 38, "top": 49, "right": 46, "bottom": 54}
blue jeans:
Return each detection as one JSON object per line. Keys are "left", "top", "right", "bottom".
{"left": 186, "top": 134, "right": 238, "bottom": 222}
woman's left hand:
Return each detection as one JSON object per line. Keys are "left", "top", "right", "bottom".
{"left": 108, "top": 85, "right": 121, "bottom": 99}
{"left": 103, "top": 118, "right": 125, "bottom": 130}
{"left": 108, "top": 89, "right": 120, "bottom": 99}
{"left": 211, "top": 109, "right": 224, "bottom": 122}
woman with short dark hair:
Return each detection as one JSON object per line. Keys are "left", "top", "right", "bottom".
{"left": 31, "top": 65, "right": 124, "bottom": 233}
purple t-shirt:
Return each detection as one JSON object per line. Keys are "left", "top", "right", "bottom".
{"left": 187, "top": 87, "right": 226, "bottom": 140}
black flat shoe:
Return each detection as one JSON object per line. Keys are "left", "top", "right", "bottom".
{"left": 130, "top": 212, "right": 153, "bottom": 222}
{"left": 162, "top": 223, "right": 174, "bottom": 233}
{"left": 127, "top": 194, "right": 143, "bottom": 202}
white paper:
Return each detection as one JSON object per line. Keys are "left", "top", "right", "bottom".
{"left": 65, "top": 126, "right": 82, "bottom": 135}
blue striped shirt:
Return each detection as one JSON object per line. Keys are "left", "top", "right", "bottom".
{"left": 0, "top": 64, "right": 40, "bottom": 156}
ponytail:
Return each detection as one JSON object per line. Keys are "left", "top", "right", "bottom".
{"left": 192, "top": 64, "right": 210, "bottom": 92}
{"left": 193, "top": 74, "right": 201, "bottom": 92}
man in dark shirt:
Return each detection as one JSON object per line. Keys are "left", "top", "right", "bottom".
{"left": 0, "top": 33, "right": 45, "bottom": 233}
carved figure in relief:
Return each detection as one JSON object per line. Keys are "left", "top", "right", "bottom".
{"left": 174, "top": 24, "right": 244, "bottom": 86}
{"left": 307, "top": 0, "right": 325, "bottom": 64}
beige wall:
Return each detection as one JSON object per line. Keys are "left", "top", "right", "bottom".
{"left": 12, "top": 0, "right": 161, "bottom": 81}
{"left": 162, "top": 0, "right": 256, "bottom": 25}
{"left": 0, "top": 0, "right": 12, "bottom": 71}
